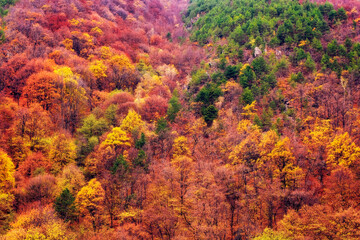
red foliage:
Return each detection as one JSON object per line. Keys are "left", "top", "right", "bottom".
{"left": 141, "top": 95, "right": 168, "bottom": 121}
{"left": 46, "top": 13, "right": 69, "bottom": 32}
{"left": 17, "top": 152, "right": 51, "bottom": 178}
{"left": 101, "top": 92, "right": 137, "bottom": 115}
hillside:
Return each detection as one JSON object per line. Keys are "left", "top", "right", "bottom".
{"left": 1, "top": 0, "right": 360, "bottom": 239}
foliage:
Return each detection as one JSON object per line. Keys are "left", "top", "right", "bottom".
{"left": 54, "top": 188, "right": 77, "bottom": 222}
{"left": 76, "top": 178, "right": 105, "bottom": 231}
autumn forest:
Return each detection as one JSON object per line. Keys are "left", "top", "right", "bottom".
{"left": 1, "top": 0, "right": 360, "bottom": 239}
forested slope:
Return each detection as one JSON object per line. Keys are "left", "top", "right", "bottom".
{"left": 0, "top": 0, "right": 360, "bottom": 239}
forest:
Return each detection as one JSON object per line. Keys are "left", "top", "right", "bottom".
{"left": 1, "top": 0, "right": 360, "bottom": 239}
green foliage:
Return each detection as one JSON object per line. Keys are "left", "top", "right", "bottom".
{"left": 312, "top": 38, "right": 323, "bottom": 52}
{"left": 304, "top": 55, "right": 316, "bottom": 72}
{"left": 0, "top": 0, "right": 15, "bottom": 17}
{"left": 264, "top": 73, "right": 277, "bottom": 89}
{"left": 294, "top": 48, "right": 307, "bottom": 63}
{"left": 336, "top": 7, "right": 347, "bottom": 22}
{"left": 327, "top": 39, "right": 338, "bottom": 57}
{"left": 186, "top": 0, "right": 330, "bottom": 47}
{"left": 155, "top": 117, "right": 169, "bottom": 134}
{"left": 224, "top": 65, "right": 240, "bottom": 80}
{"left": 252, "top": 56, "right": 268, "bottom": 76}
{"left": 211, "top": 71, "right": 226, "bottom": 84}
{"left": 242, "top": 87, "right": 255, "bottom": 105}
{"left": 111, "top": 155, "right": 128, "bottom": 175}
{"left": 133, "top": 150, "right": 148, "bottom": 171}
{"left": 54, "top": 188, "right": 77, "bottom": 222}
{"left": 230, "top": 26, "right": 248, "bottom": 45}
{"left": 105, "top": 104, "right": 118, "bottom": 126}
{"left": 240, "top": 66, "right": 256, "bottom": 88}
{"left": 291, "top": 72, "right": 305, "bottom": 83}
{"left": 201, "top": 105, "right": 218, "bottom": 126}
{"left": 78, "top": 114, "right": 108, "bottom": 139}
{"left": 135, "top": 133, "right": 146, "bottom": 149}
{"left": 190, "top": 69, "right": 209, "bottom": 86}
{"left": 167, "top": 95, "right": 181, "bottom": 122}
{"left": 195, "top": 83, "right": 222, "bottom": 106}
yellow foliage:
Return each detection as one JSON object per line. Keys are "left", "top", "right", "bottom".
{"left": 269, "top": 138, "right": 295, "bottom": 167}
{"left": 49, "top": 134, "right": 76, "bottom": 174}
{"left": 229, "top": 136, "right": 260, "bottom": 166}
{"left": 120, "top": 109, "right": 144, "bottom": 133}
{"left": 0, "top": 149, "right": 15, "bottom": 192}
{"left": 242, "top": 101, "right": 257, "bottom": 119}
{"left": 54, "top": 67, "right": 78, "bottom": 83}
{"left": 268, "top": 137, "right": 303, "bottom": 188}
{"left": 298, "top": 40, "right": 307, "bottom": 47}
{"left": 91, "top": 27, "right": 103, "bottom": 36}
{"left": 100, "top": 46, "right": 112, "bottom": 59}
{"left": 224, "top": 80, "right": 240, "bottom": 92}
{"left": 89, "top": 60, "right": 107, "bottom": 79}
{"left": 58, "top": 164, "right": 85, "bottom": 194}
{"left": 76, "top": 179, "right": 105, "bottom": 213}
{"left": 259, "top": 129, "right": 279, "bottom": 155}
{"left": 76, "top": 178, "right": 105, "bottom": 231}
{"left": 327, "top": 132, "right": 360, "bottom": 168}
{"left": 237, "top": 119, "right": 252, "bottom": 135}
{"left": 69, "top": 18, "right": 80, "bottom": 26}
{"left": 62, "top": 38, "right": 73, "bottom": 51}
{"left": 173, "top": 136, "right": 190, "bottom": 157}
{"left": 41, "top": 4, "right": 51, "bottom": 11}
{"left": 6, "top": 206, "right": 74, "bottom": 240}
{"left": 109, "top": 54, "right": 135, "bottom": 70}
{"left": 157, "top": 64, "right": 178, "bottom": 80}
{"left": 103, "top": 127, "right": 131, "bottom": 148}
{"left": 304, "top": 119, "right": 333, "bottom": 152}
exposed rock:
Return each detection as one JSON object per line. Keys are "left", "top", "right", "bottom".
{"left": 254, "top": 47, "right": 262, "bottom": 57}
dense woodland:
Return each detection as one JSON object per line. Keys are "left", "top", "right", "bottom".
{"left": 1, "top": 0, "right": 360, "bottom": 239}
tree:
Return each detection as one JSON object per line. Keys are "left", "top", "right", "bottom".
{"left": 239, "top": 65, "right": 256, "bottom": 88}
{"left": 167, "top": 95, "right": 181, "bottom": 122}
{"left": 23, "top": 71, "right": 59, "bottom": 112}
{"left": 268, "top": 138, "right": 303, "bottom": 189}
{"left": 252, "top": 56, "right": 268, "bottom": 76}
{"left": 3, "top": 207, "right": 73, "bottom": 239}
{"left": 0, "top": 149, "right": 15, "bottom": 233}
{"left": 76, "top": 178, "right": 105, "bottom": 231}
{"left": 242, "top": 88, "right": 254, "bottom": 105}
{"left": 327, "top": 132, "right": 360, "bottom": 170}
{"left": 49, "top": 134, "right": 77, "bottom": 174}
{"left": 337, "top": 7, "right": 347, "bottom": 22}
{"left": 201, "top": 105, "right": 218, "bottom": 126}
{"left": 54, "top": 67, "right": 88, "bottom": 132}
{"left": 89, "top": 60, "right": 108, "bottom": 90}
{"left": 120, "top": 109, "right": 144, "bottom": 133}
{"left": 103, "top": 127, "right": 131, "bottom": 151}
{"left": 54, "top": 188, "right": 77, "bottom": 222}
{"left": 78, "top": 114, "right": 108, "bottom": 139}
{"left": 327, "top": 40, "right": 339, "bottom": 57}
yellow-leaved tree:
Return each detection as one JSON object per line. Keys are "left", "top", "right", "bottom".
{"left": 49, "top": 134, "right": 77, "bottom": 174}
{"left": 170, "top": 136, "right": 194, "bottom": 236}
{"left": 103, "top": 127, "right": 131, "bottom": 151}
{"left": 327, "top": 132, "right": 360, "bottom": 170}
{"left": 54, "top": 67, "right": 87, "bottom": 132}
{"left": 172, "top": 136, "right": 190, "bottom": 158}
{"left": 303, "top": 119, "right": 333, "bottom": 184}
{"left": 120, "top": 109, "right": 144, "bottom": 133}
{"left": 76, "top": 178, "right": 105, "bottom": 231}
{"left": 0, "top": 149, "right": 15, "bottom": 233}
{"left": 268, "top": 138, "right": 304, "bottom": 189}
{"left": 89, "top": 60, "right": 107, "bottom": 79}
